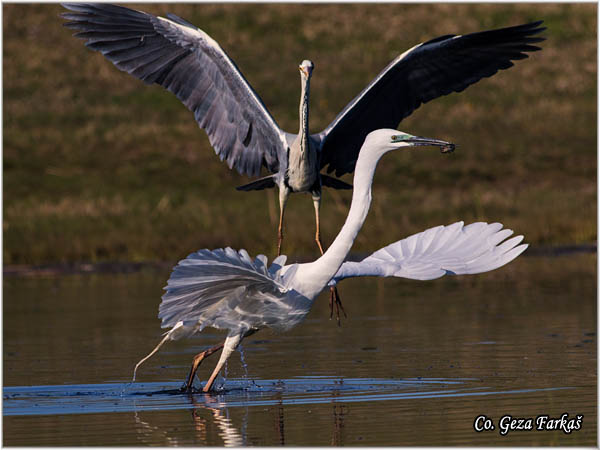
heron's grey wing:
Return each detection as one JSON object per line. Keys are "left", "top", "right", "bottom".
{"left": 330, "top": 221, "right": 528, "bottom": 285}
{"left": 159, "top": 248, "right": 290, "bottom": 331}
{"left": 316, "top": 21, "right": 545, "bottom": 177}
{"left": 62, "top": 3, "right": 287, "bottom": 176}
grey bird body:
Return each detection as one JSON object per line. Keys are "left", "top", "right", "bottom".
{"left": 62, "top": 3, "right": 544, "bottom": 259}
{"left": 286, "top": 137, "right": 320, "bottom": 194}
{"left": 285, "top": 61, "right": 321, "bottom": 195}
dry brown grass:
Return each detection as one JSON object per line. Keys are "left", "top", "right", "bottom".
{"left": 3, "top": 3, "right": 596, "bottom": 264}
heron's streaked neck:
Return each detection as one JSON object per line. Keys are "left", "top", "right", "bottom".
{"left": 299, "top": 76, "right": 311, "bottom": 154}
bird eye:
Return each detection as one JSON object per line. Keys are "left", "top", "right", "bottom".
{"left": 392, "top": 135, "right": 398, "bottom": 140}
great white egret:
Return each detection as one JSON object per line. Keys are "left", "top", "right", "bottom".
{"left": 62, "top": 4, "right": 543, "bottom": 320}
{"left": 132, "top": 129, "right": 528, "bottom": 392}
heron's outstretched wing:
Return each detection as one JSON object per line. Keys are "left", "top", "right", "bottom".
{"left": 330, "top": 221, "right": 527, "bottom": 285}
{"left": 159, "top": 248, "right": 289, "bottom": 330}
{"left": 62, "top": 3, "right": 287, "bottom": 177}
{"left": 317, "top": 21, "right": 545, "bottom": 177}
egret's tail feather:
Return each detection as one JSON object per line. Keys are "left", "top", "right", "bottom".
{"left": 132, "top": 330, "right": 173, "bottom": 383}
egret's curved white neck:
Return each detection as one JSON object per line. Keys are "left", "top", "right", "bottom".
{"left": 292, "top": 145, "right": 387, "bottom": 297}
{"left": 299, "top": 74, "right": 311, "bottom": 153}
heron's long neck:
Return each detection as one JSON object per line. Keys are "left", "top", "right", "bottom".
{"left": 298, "top": 77, "right": 310, "bottom": 154}
{"left": 293, "top": 150, "right": 381, "bottom": 297}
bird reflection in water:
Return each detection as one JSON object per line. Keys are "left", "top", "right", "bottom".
{"left": 132, "top": 385, "right": 353, "bottom": 445}
{"left": 133, "top": 410, "right": 182, "bottom": 446}
{"left": 192, "top": 398, "right": 245, "bottom": 447}
{"left": 132, "top": 392, "right": 245, "bottom": 446}
{"left": 272, "top": 391, "right": 285, "bottom": 446}
{"left": 331, "top": 382, "right": 347, "bottom": 446}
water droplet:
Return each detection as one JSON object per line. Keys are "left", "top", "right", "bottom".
{"left": 238, "top": 344, "right": 249, "bottom": 379}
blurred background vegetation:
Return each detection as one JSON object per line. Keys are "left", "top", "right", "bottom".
{"left": 3, "top": 3, "right": 596, "bottom": 266}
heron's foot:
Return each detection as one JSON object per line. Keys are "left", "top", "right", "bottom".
{"left": 329, "top": 286, "right": 347, "bottom": 326}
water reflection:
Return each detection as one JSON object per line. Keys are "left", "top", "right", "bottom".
{"left": 3, "top": 254, "right": 596, "bottom": 445}
{"left": 133, "top": 410, "right": 181, "bottom": 446}
{"left": 133, "top": 391, "right": 245, "bottom": 446}
{"left": 331, "top": 386, "right": 347, "bottom": 446}
{"left": 273, "top": 394, "right": 285, "bottom": 445}
{"left": 191, "top": 396, "right": 245, "bottom": 447}
{"left": 131, "top": 387, "right": 353, "bottom": 446}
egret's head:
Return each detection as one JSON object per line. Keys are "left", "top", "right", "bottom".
{"left": 365, "top": 129, "right": 455, "bottom": 155}
{"left": 299, "top": 60, "right": 314, "bottom": 79}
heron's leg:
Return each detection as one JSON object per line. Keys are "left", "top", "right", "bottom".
{"left": 183, "top": 341, "right": 225, "bottom": 392}
{"left": 277, "top": 187, "right": 290, "bottom": 256}
{"left": 312, "top": 193, "right": 347, "bottom": 326}
{"left": 312, "top": 193, "right": 325, "bottom": 255}
{"left": 203, "top": 334, "right": 244, "bottom": 393}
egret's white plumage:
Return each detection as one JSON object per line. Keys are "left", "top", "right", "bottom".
{"left": 329, "top": 221, "right": 526, "bottom": 284}
{"left": 133, "top": 129, "right": 528, "bottom": 391}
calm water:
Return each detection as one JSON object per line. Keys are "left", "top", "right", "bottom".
{"left": 3, "top": 254, "right": 596, "bottom": 445}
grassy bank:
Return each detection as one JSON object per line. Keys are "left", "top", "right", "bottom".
{"left": 3, "top": 3, "right": 596, "bottom": 265}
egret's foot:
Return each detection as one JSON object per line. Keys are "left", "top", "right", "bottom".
{"left": 179, "top": 384, "right": 198, "bottom": 394}
{"left": 182, "top": 351, "right": 207, "bottom": 392}
{"left": 181, "top": 342, "right": 224, "bottom": 393}
{"left": 329, "top": 286, "right": 347, "bottom": 326}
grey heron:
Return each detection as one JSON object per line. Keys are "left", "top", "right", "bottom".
{"left": 62, "top": 3, "right": 544, "bottom": 321}
{"left": 132, "top": 129, "right": 528, "bottom": 392}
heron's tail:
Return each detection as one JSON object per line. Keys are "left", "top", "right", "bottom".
{"left": 236, "top": 175, "right": 276, "bottom": 191}
{"left": 321, "top": 174, "right": 352, "bottom": 190}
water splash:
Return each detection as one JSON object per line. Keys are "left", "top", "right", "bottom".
{"left": 238, "top": 344, "right": 249, "bottom": 379}
{"left": 119, "top": 382, "right": 134, "bottom": 398}
{"left": 218, "top": 361, "right": 229, "bottom": 391}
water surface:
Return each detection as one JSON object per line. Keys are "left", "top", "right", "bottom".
{"left": 3, "top": 254, "right": 596, "bottom": 445}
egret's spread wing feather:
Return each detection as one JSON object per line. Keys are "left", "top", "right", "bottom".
{"left": 317, "top": 21, "right": 545, "bottom": 176}
{"left": 62, "top": 3, "right": 287, "bottom": 177}
{"left": 330, "top": 222, "right": 527, "bottom": 284}
{"left": 160, "top": 248, "right": 290, "bottom": 331}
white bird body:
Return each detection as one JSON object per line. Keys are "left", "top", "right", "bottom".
{"left": 133, "top": 129, "right": 528, "bottom": 390}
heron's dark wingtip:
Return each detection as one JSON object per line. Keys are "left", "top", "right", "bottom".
{"left": 61, "top": 3, "right": 92, "bottom": 12}
{"left": 166, "top": 12, "right": 197, "bottom": 29}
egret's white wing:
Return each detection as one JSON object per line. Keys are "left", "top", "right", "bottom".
{"left": 160, "top": 248, "right": 289, "bottom": 330}
{"left": 330, "top": 221, "right": 528, "bottom": 284}
{"left": 62, "top": 3, "right": 288, "bottom": 177}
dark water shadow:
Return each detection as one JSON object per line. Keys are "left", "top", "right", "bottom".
{"left": 3, "top": 376, "right": 571, "bottom": 417}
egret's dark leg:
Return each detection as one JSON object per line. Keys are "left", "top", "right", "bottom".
{"left": 183, "top": 342, "right": 225, "bottom": 392}
{"left": 312, "top": 192, "right": 347, "bottom": 326}
{"left": 329, "top": 287, "right": 347, "bottom": 326}
{"left": 277, "top": 187, "right": 290, "bottom": 256}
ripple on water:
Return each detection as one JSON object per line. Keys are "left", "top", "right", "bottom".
{"left": 3, "top": 377, "right": 571, "bottom": 417}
